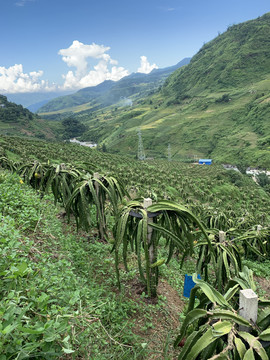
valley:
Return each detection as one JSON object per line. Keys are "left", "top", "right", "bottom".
{"left": 33, "top": 13, "right": 270, "bottom": 168}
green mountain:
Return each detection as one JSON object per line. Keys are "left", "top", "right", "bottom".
{"left": 163, "top": 13, "right": 270, "bottom": 98}
{"left": 38, "top": 80, "right": 115, "bottom": 113}
{"left": 74, "top": 13, "right": 270, "bottom": 168}
{"left": 38, "top": 58, "right": 190, "bottom": 115}
{"left": 0, "top": 95, "right": 58, "bottom": 140}
{"left": 34, "top": 13, "right": 270, "bottom": 168}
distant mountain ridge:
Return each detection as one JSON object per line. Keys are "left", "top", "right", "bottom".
{"left": 38, "top": 80, "right": 116, "bottom": 113}
{"left": 38, "top": 58, "right": 191, "bottom": 114}
{"left": 5, "top": 91, "right": 73, "bottom": 110}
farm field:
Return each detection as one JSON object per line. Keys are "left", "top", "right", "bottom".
{"left": 1, "top": 135, "right": 270, "bottom": 228}
{"left": 1, "top": 135, "right": 270, "bottom": 359}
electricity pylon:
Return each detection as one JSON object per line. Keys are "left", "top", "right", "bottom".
{"left": 168, "top": 143, "right": 172, "bottom": 161}
{"left": 137, "top": 128, "right": 145, "bottom": 160}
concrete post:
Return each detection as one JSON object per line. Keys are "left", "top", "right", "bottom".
{"left": 93, "top": 172, "right": 105, "bottom": 241}
{"left": 143, "top": 198, "right": 153, "bottom": 246}
{"left": 143, "top": 198, "right": 152, "bottom": 209}
{"left": 219, "top": 231, "right": 226, "bottom": 242}
{"left": 239, "top": 289, "right": 258, "bottom": 332}
{"left": 143, "top": 198, "right": 156, "bottom": 295}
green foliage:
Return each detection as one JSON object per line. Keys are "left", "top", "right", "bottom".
{"left": 195, "top": 226, "right": 269, "bottom": 291}
{"left": 62, "top": 117, "right": 88, "bottom": 139}
{"left": 175, "top": 272, "right": 270, "bottom": 359}
{"left": 256, "top": 172, "right": 270, "bottom": 193}
{"left": 0, "top": 95, "right": 34, "bottom": 123}
{"left": 243, "top": 259, "right": 270, "bottom": 278}
{"left": 114, "top": 199, "right": 209, "bottom": 297}
{"left": 215, "top": 93, "right": 230, "bottom": 103}
{"left": 0, "top": 95, "right": 59, "bottom": 140}
{"left": 0, "top": 134, "right": 270, "bottom": 358}
{"left": 9, "top": 157, "right": 126, "bottom": 242}
{"left": 66, "top": 172, "right": 126, "bottom": 240}
{"left": 1, "top": 134, "right": 270, "bottom": 233}
{"left": 0, "top": 172, "right": 148, "bottom": 359}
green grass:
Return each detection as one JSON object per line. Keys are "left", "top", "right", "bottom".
{"left": 0, "top": 170, "right": 191, "bottom": 359}
{"left": 1, "top": 135, "right": 270, "bottom": 358}
{"left": 0, "top": 172, "right": 148, "bottom": 358}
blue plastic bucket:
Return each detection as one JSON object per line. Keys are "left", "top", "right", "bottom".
{"left": 183, "top": 274, "right": 201, "bottom": 298}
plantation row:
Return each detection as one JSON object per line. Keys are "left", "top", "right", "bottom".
{"left": 0, "top": 171, "right": 155, "bottom": 359}
{"left": 1, "top": 135, "right": 270, "bottom": 358}
{"left": 0, "top": 134, "right": 269, "bottom": 230}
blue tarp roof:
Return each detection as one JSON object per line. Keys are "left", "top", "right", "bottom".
{"left": 199, "top": 159, "right": 212, "bottom": 164}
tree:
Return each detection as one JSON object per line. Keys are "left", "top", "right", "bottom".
{"left": 62, "top": 118, "right": 87, "bottom": 139}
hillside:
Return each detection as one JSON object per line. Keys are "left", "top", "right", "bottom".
{"left": 38, "top": 80, "right": 115, "bottom": 113}
{"left": 69, "top": 13, "right": 270, "bottom": 168}
{"left": 33, "top": 14, "right": 270, "bottom": 168}
{"left": 163, "top": 12, "right": 270, "bottom": 98}
{"left": 38, "top": 58, "right": 190, "bottom": 115}
{"left": 2, "top": 137, "right": 270, "bottom": 358}
{"left": 0, "top": 95, "right": 58, "bottom": 140}
{"left": 1, "top": 134, "right": 269, "bottom": 226}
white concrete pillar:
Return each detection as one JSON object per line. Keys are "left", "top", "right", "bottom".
{"left": 239, "top": 289, "right": 258, "bottom": 332}
{"left": 143, "top": 198, "right": 152, "bottom": 209}
{"left": 143, "top": 198, "right": 154, "bottom": 262}
{"left": 219, "top": 231, "right": 226, "bottom": 242}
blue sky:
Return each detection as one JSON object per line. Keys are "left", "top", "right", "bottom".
{"left": 1, "top": 0, "right": 270, "bottom": 93}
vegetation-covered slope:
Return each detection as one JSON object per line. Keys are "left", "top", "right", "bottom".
{"left": 38, "top": 58, "right": 190, "bottom": 114}
{"left": 38, "top": 80, "right": 115, "bottom": 113}
{"left": 66, "top": 13, "right": 270, "bottom": 168}
{"left": 0, "top": 171, "right": 170, "bottom": 359}
{"left": 163, "top": 12, "right": 270, "bottom": 98}
{"left": 0, "top": 95, "right": 58, "bottom": 140}
{"left": 25, "top": 13, "right": 270, "bottom": 168}
{"left": 1, "top": 136, "right": 270, "bottom": 359}
{"left": 1, "top": 135, "right": 269, "bottom": 228}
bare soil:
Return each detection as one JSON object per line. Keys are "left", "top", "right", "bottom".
{"left": 124, "top": 278, "right": 185, "bottom": 359}
{"left": 255, "top": 276, "right": 270, "bottom": 299}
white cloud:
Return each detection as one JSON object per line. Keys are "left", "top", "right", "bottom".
{"left": 0, "top": 64, "right": 56, "bottom": 93}
{"left": 59, "top": 40, "right": 129, "bottom": 90}
{"left": 137, "top": 56, "right": 158, "bottom": 74}
{"left": 15, "top": 0, "right": 35, "bottom": 7}
{"left": 0, "top": 42, "right": 159, "bottom": 93}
